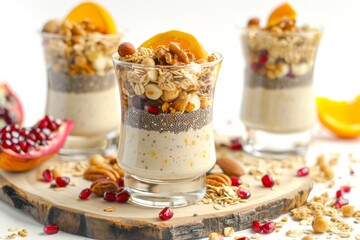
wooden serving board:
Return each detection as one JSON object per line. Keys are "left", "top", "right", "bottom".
{"left": 0, "top": 152, "right": 312, "bottom": 240}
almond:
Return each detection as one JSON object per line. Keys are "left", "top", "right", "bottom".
{"left": 216, "top": 157, "right": 245, "bottom": 177}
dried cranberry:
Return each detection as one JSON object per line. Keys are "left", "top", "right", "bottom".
{"left": 55, "top": 177, "right": 70, "bottom": 187}
{"left": 43, "top": 224, "right": 59, "bottom": 235}
{"left": 231, "top": 177, "right": 242, "bottom": 186}
{"left": 116, "top": 190, "right": 131, "bottom": 203}
{"left": 79, "top": 188, "right": 92, "bottom": 200}
{"left": 252, "top": 220, "right": 263, "bottom": 233}
{"left": 237, "top": 188, "right": 251, "bottom": 199}
{"left": 297, "top": 167, "right": 309, "bottom": 177}
{"left": 159, "top": 207, "right": 173, "bottom": 221}
{"left": 42, "top": 169, "right": 53, "bottom": 182}
{"left": 340, "top": 185, "right": 351, "bottom": 193}
{"left": 103, "top": 191, "right": 117, "bottom": 202}
{"left": 334, "top": 197, "right": 349, "bottom": 208}
{"left": 261, "top": 174, "right": 274, "bottom": 188}
{"left": 262, "top": 221, "right": 276, "bottom": 234}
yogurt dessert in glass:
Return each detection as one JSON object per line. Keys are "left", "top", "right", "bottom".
{"left": 112, "top": 30, "right": 223, "bottom": 207}
{"left": 240, "top": 3, "right": 322, "bottom": 158}
{"left": 41, "top": 2, "right": 122, "bottom": 157}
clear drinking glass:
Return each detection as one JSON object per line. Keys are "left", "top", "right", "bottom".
{"left": 42, "top": 32, "right": 122, "bottom": 158}
{"left": 240, "top": 27, "right": 322, "bottom": 158}
{"left": 113, "top": 52, "right": 223, "bottom": 207}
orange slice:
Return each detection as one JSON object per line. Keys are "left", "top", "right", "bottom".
{"left": 139, "top": 30, "right": 208, "bottom": 60}
{"left": 65, "top": 2, "right": 116, "bottom": 34}
{"left": 317, "top": 96, "right": 360, "bottom": 138}
{"left": 267, "top": 2, "right": 297, "bottom": 27}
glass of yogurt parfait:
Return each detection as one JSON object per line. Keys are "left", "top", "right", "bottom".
{"left": 240, "top": 3, "right": 322, "bottom": 158}
{"left": 112, "top": 30, "right": 223, "bottom": 207}
{"left": 41, "top": 5, "right": 122, "bottom": 157}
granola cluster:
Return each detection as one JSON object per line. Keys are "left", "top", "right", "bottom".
{"left": 42, "top": 19, "right": 120, "bottom": 76}
{"left": 115, "top": 41, "right": 221, "bottom": 116}
{"left": 242, "top": 18, "right": 321, "bottom": 80}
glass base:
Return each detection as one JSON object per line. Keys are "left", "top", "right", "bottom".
{"left": 242, "top": 127, "right": 312, "bottom": 159}
{"left": 58, "top": 130, "right": 119, "bottom": 160}
{"left": 125, "top": 173, "right": 206, "bottom": 208}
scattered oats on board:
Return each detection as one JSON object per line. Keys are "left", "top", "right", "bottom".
{"left": 6, "top": 233, "right": 17, "bottom": 239}
{"left": 286, "top": 229, "right": 303, "bottom": 237}
{"left": 103, "top": 206, "right": 116, "bottom": 212}
{"left": 17, "top": 228, "right": 28, "bottom": 237}
{"left": 7, "top": 228, "right": 18, "bottom": 232}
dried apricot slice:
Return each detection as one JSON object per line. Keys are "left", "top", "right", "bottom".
{"left": 317, "top": 96, "right": 360, "bottom": 138}
{"left": 267, "top": 2, "right": 297, "bottom": 27}
{"left": 139, "top": 30, "right": 208, "bottom": 61}
{"left": 65, "top": 2, "right": 116, "bottom": 34}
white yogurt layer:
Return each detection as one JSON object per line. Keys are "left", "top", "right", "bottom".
{"left": 241, "top": 86, "right": 316, "bottom": 133}
{"left": 46, "top": 86, "right": 120, "bottom": 137}
{"left": 118, "top": 123, "right": 216, "bottom": 180}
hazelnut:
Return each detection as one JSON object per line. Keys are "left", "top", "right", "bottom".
{"left": 312, "top": 215, "right": 328, "bottom": 233}
{"left": 42, "top": 19, "right": 62, "bottom": 33}
{"left": 341, "top": 205, "right": 355, "bottom": 217}
{"left": 247, "top": 18, "right": 260, "bottom": 27}
{"left": 118, "top": 42, "right": 136, "bottom": 57}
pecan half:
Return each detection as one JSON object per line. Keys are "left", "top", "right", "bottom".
{"left": 206, "top": 173, "right": 232, "bottom": 186}
{"left": 90, "top": 179, "right": 119, "bottom": 197}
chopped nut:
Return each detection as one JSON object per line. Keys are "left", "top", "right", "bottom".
{"left": 17, "top": 229, "right": 28, "bottom": 237}
{"left": 341, "top": 205, "right": 355, "bottom": 217}
{"left": 223, "top": 227, "right": 234, "bottom": 237}
{"left": 6, "top": 233, "right": 17, "bottom": 239}
{"left": 213, "top": 204, "right": 222, "bottom": 210}
{"left": 208, "top": 232, "right": 223, "bottom": 240}
{"left": 312, "top": 215, "right": 329, "bottom": 233}
{"left": 302, "top": 234, "right": 315, "bottom": 240}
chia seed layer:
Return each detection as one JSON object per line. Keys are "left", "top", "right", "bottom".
{"left": 47, "top": 69, "right": 117, "bottom": 93}
{"left": 245, "top": 68, "right": 313, "bottom": 89}
{"left": 124, "top": 107, "right": 212, "bottom": 134}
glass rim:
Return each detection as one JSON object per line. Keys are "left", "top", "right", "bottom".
{"left": 112, "top": 51, "right": 223, "bottom": 69}
{"left": 40, "top": 30, "right": 124, "bottom": 39}
{"left": 239, "top": 25, "right": 323, "bottom": 37}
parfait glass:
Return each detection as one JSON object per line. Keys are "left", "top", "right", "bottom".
{"left": 113, "top": 52, "right": 223, "bottom": 207}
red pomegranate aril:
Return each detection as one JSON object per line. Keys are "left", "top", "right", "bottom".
{"left": 297, "top": 167, "right": 309, "bottom": 177}
{"left": 236, "top": 238, "right": 249, "bottom": 240}
{"left": 27, "top": 134, "right": 36, "bottom": 141}
{"left": 117, "top": 177, "right": 124, "bottom": 187}
{"left": 43, "top": 224, "right": 59, "bottom": 235}
{"left": 11, "top": 138, "right": 19, "bottom": 145}
{"left": 237, "top": 188, "right": 251, "bottom": 199}
{"left": 340, "top": 185, "right": 351, "bottom": 193}
{"left": 116, "top": 190, "right": 131, "bottom": 203}
{"left": 10, "top": 131, "right": 19, "bottom": 138}
{"left": 19, "top": 141, "right": 29, "bottom": 152}
{"left": 10, "top": 124, "right": 19, "bottom": 131}
{"left": 252, "top": 220, "right": 263, "bottom": 233}
{"left": 0, "top": 126, "right": 10, "bottom": 133}
{"left": 261, "top": 174, "right": 274, "bottom": 188}
{"left": 48, "top": 122, "right": 57, "bottom": 131}
{"left": 334, "top": 197, "right": 349, "bottom": 209}
{"left": 10, "top": 144, "right": 20, "bottom": 153}
{"left": 262, "top": 221, "right": 276, "bottom": 234}
{"left": 230, "top": 138, "right": 242, "bottom": 150}
{"left": 2, "top": 139, "right": 12, "bottom": 148}
{"left": 79, "top": 188, "right": 92, "bottom": 200}
{"left": 55, "top": 176, "right": 70, "bottom": 187}
{"left": 1, "top": 132, "right": 10, "bottom": 140}
{"left": 145, "top": 105, "right": 160, "bottom": 115}
{"left": 42, "top": 169, "right": 53, "bottom": 182}
{"left": 336, "top": 190, "right": 343, "bottom": 199}
{"left": 231, "top": 177, "right": 242, "bottom": 186}
{"left": 38, "top": 119, "right": 48, "bottom": 129}
{"left": 159, "top": 207, "right": 173, "bottom": 221}
{"left": 103, "top": 191, "right": 117, "bottom": 202}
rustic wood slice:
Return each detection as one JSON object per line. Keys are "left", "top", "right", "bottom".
{"left": 0, "top": 153, "right": 312, "bottom": 240}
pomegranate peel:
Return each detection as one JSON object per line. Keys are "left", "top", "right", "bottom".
{"left": 0, "top": 117, "right": 74, "bottom": 172}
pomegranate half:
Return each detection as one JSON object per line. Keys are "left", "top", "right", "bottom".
{"left": 0, "top": 83, "right": 23, "bottom": 127}
{"left": 0, "top": 116, "right": 74, "bottom": 172}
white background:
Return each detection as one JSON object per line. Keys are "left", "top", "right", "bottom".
{"left": 0, "top": 0, "right": 360, "bottom": 239}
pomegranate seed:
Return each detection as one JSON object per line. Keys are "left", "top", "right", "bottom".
{"left": 42, "top": 169, "right": 53, "bottom": 182}
{"left": 251, "top": 63, "right": 260, "bottom": 71}
{"left": 261, "top": 174, "right": 274, "bottom": 188}
{"left": 237, "top": 188, "right": 251, "bottom": 199}
{"left": 297, "top": 167, "right": 309, "bottom": 177}
{"left": 145, "top": 105, "right": 160, "bottom": 115}
{"left": 230, "top": 138, "right": 242, "bottom": 150}
{"left": 336, "top": 190, "right": 343, "bottom": 199}
{"left": 131, "top": 96, "right": 143, "bottom": 109}
{"left": 11, "top": 138, "right": 19, "bottom": 145}
{"left": 252, "top": 220, "right": 263, "bottom": 233}
{"left": 53, "top": 118, "right": 62, "bottom": 127}
{"left": 43, "top": 224, "right": 59, "bottom": 235}
{"left": 79, "top": 188, "right": 92, "bottom": 200}
{"left": 27, "top": 134, "right": 36, "bottom": 142}
{"left": 19, "top": 129, "right": 28, "bottom": 136}
{"left": 55, "top": 177, "right": 70, "bottom": 187}
{"left": 159, "top": 207, "right": 173, "bottom": 221}
{"left": 48, "top": 122, "right": 57, "bottom": 131}
{"left": 340, "top": 185, "right": 351, "bottom": 193}
{"left": 38, "top": 119, "right": 48, "bottom": 129}
{"left": 19, "top": 141, "right": 29, "bottom": 152}
{"left": 262, "top": 221, "right": 276, "bottom": 234}
{"left": 117, "top": 177, "right": 124, "bottom": 187}
{"left": 116, "top": 190, "right": 131, "bottom": 203}
{"left": 231, "top": 177, "right": 242, "bottom": 186}
{"left": 103, "top": 191, "right": 117, "bottom": 202}
{"left": 0, "top": 126, "right": 10, "bottom": 133}
{"left": 334, "top": 197, "right": 349, "bottom": 208}
{"left": 1, "top": 132, "right": 10, "bottom": 140}
{"left": 10, "top": 145, "right": 20, "bottom": 153}
{"left": 2, "top": 139, "right": 12, "bottom": 148}
{"left": 10, "top": 131, "right": 19, "bottom": 138}
{"left": 10, "top": 124, "right": 19, "bottom": 131}
{"left": 236, "top": 238, "right": 249, "bottom": 240}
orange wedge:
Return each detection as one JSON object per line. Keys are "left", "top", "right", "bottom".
{"left": 267, "top": 2, "right": 297, "bottom": 27}
{"left": 65, "top": 2, "right": 116, "bottom": 34}
{"left": 139, "top": 30, "right": 208, "bottom": 60}
{"left": 317, "top": 96, "right": 360, "bottom": 138}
